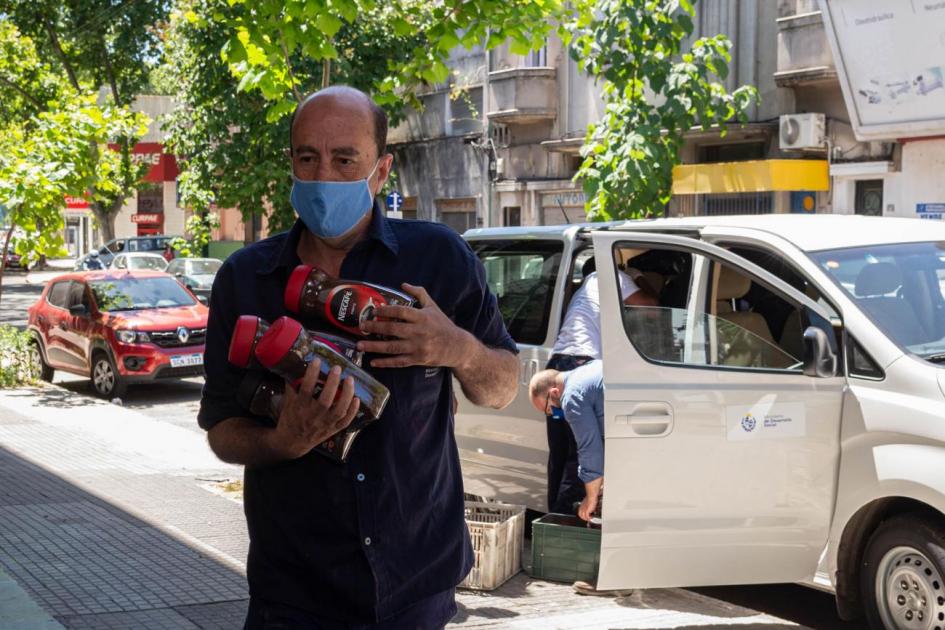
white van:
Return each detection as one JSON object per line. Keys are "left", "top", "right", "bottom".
{"left": 457, "top": 214, "right": 945, "bottom": 628}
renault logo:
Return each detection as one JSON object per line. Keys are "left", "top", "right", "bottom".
{"left": 177, "top": 327, "right": 190, "bottom": 344}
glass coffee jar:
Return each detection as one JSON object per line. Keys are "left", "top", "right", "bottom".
{"left": 283, "top": 264, "right": 415, "bottom": 338}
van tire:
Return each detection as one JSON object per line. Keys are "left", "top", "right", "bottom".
{"left": 860, "top": 513, "right": 945, "bottom": 630}
{"left": 90, "top": 351, "right": 126, "bottom": 399}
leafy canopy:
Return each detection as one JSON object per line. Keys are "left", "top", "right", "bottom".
{"left": 563, "top": 0, "right": 759, "bottom": 219}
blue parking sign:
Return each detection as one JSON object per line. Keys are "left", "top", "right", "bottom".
{"left": 386, "top": 191, "right": 403, "bottom": 213}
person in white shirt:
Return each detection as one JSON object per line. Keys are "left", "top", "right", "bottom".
{"left": 544, "top": 263, "right": 657, "bottom": 514}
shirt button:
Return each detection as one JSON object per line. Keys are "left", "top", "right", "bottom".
{"left": 356, "top": 473, "right": 365, "bottom": 482}
{"left": 364, "top": 537, "right": 372, "bottom": 546}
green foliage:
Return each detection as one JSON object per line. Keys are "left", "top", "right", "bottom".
{"left": 163, "top": 0, "right": 558, "bottom": 229}
{"left": 0, "top": 326, "right": 38, "bottom": 387}
{"left": 0, "top": 20, "right": 149, "bottom": 267}
{"left": 0, "top": 1, "right": 168, "bottom": 242}
{"left": 170, "top": 212, "right": 221, "bottom": 257}
{"left": 563, "top": 0, "right": 759, "bottom": 220}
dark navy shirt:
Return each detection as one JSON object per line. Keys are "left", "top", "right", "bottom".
{"left": 198, "top": 203, "right": 517, "bottom": 625}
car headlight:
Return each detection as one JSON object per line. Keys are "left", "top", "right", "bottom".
{"left": 115, "top": 329, "right": 150, "bottom": 344}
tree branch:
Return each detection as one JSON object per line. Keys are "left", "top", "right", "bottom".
{"left": 321, "top": 58, "right": 331, "bottom": 89}
{"left": 43, "top": 18, "right": 80, "bottom": 91}
{"left": 101, "top": 45, "right": 122, "bottom": 104}
{"left": 0, "top": 75, "right": 44, "bottom": 110}
{"left": 278, "top": 31, "right": 303, "bottom": 102}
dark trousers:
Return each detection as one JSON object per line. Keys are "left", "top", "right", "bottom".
{"left": 545, "top": 353, "right": 592, "bottom": 514}
{"left": 244, "top": 589, "right": 456, "bottom": 630}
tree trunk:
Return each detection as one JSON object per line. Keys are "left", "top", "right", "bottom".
{"left": 91, "top": 203, "right": 117, "bottom": 244}
{"left": 0, "top": 222, "right": 16, "bottom": 307}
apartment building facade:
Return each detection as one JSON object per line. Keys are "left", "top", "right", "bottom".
{"left": 387, "top": 0, "right": 940, "bottom": 228}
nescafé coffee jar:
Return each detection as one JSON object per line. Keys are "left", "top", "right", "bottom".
{"left": 235, "top": 370, "right": 362, "bottom": 462}
{"left": 283, "top": 264, "right": 415, "bottom": 338}
{"left": 253, "top": 316, "right": 390, "bottom": 425}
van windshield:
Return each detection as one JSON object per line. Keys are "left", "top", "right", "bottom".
{"left": 812, "top": 241, "right": 945, "bottom": 360}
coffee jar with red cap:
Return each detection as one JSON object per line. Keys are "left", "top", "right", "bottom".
{"left": 229, "top": 315, "right": 364, "bottom": 369}
{"left": 284, "top": 264, "right": 415, "bottom": 338}
{"left": 236, "top": 370, "right": 361, "bottom": 462}
{"left": 228, "top": 315, "right": 271, "bottom": 369}
{"left": 254, "top": 316, "right": 390, "bottom": 423}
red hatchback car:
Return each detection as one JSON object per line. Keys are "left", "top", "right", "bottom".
{"left": 27, "top": 270, "right": 209, "bottom": 398}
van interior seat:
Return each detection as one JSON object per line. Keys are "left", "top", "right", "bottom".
{"left": 716, "top": 266, "right": 776, "bottom": 343}
{"left": 854, "top": 262, "right": 927, "bottom": 345}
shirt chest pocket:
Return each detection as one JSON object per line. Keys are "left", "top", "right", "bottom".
{"left": 386, "top": 366, "right": 447, "bottom": 428}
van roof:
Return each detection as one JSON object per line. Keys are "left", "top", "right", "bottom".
{"left": 466, "top": 215, "right": 945, "bottom": 252}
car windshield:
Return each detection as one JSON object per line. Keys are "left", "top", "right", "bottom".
{"left": 813, "top": 241, "right": 945, "bottom": 360}
{"left": 187, "top": 260, "right": 221, "bottom": 275}
{"left": 127, "top": 256, "right": 167, "bottom": 271}
{"left": 90, "top": 276, "right": 196, "bottom": 311}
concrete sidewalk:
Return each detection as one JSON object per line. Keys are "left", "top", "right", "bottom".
{"left": 0, "top": 384, "right": 809, "bottom": 629}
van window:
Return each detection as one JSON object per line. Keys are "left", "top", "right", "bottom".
{"left": 615, "top": 245, "right": 804, "bottom": 372}
{"left": 847, "top": 335, "right": 884, "bottom": 379}
{"left": 472, "top": 240, "right": 563, "bottom": 346}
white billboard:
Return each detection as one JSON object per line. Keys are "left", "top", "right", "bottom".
{"left": 821, "top": 0, "right": 945, "bottom": 140}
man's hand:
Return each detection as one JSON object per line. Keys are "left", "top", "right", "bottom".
{"left": 357, "top": 283, "right": 473, "bottom": 369}
{"left": 266, "top": 359, "right": 361, "bottom": 460}
{"left": 578, "top": 477, "right": 604, "bottom": 522}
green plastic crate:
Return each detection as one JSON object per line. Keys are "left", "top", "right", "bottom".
{"left": 530, "top": 513, "right": 601, "bottom": 583}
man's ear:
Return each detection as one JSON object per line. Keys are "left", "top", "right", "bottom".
{"left": 373, "top": 153, "right": 394, "bottom": 195}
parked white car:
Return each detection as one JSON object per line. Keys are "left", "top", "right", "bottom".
{"left": 109, "top": 252, "right": 168, "bottom": 272}
{"left": 457, "top": 215, "right": 945, "bottom": 628}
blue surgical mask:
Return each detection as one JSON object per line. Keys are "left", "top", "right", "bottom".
{"left": 290, "top": 160, "right": 380, "bottom": 238}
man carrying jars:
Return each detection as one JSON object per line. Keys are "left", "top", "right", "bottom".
{"left": 198, "top": 86, "right": 519, "bottom": 630}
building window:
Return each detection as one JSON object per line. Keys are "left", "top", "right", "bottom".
{"left": 137, "top": 185, "right": 163, "bottom": 214}
{"left": 503, "top": 206, "right": 521, "bottom": 226}
{"left": 437, "top": 198, "right": 477, "bottom": 233}
{"left": 698, "top": 142, "right": 766, "bottom": 163}
{"left": 702, "top": 193, "right": 773, "bottom": 216}
{"left": 525, "top": 46, "right": 548, "bottom": 67}
{"left": 855, "top": 180, "right": 883, "bottom": 216}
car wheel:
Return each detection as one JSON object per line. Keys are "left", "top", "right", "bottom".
{"left": 90, "top": 351, "right": 127, "bottom": 399}
{"left": 861, "top": 513, "right": 945, "bottom": 629}
{"left": 30, "top": 338, "right": 54, "bottom": 382}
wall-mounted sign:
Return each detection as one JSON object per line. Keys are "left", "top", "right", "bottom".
{"left": 65, "top": 196, "right": 90, "bottom": 209}
{"left": 917, "top": 202, "right": 945, "bottom": 220}
{"left": 131, "top": 213, "right": 162, "bottom": 224}
{"left": 821, "top": 0, "right": 945, "bottom": 140}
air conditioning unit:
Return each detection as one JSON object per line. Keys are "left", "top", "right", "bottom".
{"left": 779, "top": 113, "right": 826, "bottom": 150}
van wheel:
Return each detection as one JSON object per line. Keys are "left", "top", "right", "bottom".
{"left": 861, "top": 514, "right": 945, "bottom": 629}
{"left": 30, "top": 338, "right": 54, "bottom": 382}
{"left": 90, "top": 351, "right": 126, "bottom": 399}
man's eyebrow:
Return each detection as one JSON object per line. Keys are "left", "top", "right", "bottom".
{"left": 331, "top": 146, "right": 360, "bottom": 157}
{"left": 294, "top": 144, "right": 318, "bottom": 154}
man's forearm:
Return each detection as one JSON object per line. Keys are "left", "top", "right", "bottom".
{"left": 207, "top": 417, "right": 287, "bottom": 467}
{"left": 453, "top": 330, "right": 518, "bottom": 409}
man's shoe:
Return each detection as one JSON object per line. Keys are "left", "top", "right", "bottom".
{"left": 571, "top": 580, "right": 633, "bottom": 597}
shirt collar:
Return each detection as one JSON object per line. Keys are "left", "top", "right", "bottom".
{"left": 259, "top": 200, "right": 399, "bottom": 275}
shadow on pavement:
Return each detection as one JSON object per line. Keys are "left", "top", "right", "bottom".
{"left": 4, "top": 386, "right": 101, "bottom": 409}
{"left": 691, "top": 584, "right": 861, "bottom": 630}
{"left": 0, "top": 444, "right": 248, "bottom": 628}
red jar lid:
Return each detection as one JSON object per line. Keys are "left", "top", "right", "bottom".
{"left": 284, "top": 264, "right": 313, "bottom": 314}
{"left": 255, "top": 316, "right": 305, "bottom": 369}
{"left": 228, "top": 315, "right": 262, "bottom": 368}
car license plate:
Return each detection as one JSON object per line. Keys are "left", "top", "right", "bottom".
{"left": 170, "top": 353, "right": 203, "bottom": 368}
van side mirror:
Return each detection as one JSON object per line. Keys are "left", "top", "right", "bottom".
{"left": 68, "top": 304, "right": 89, "bottom": 317}
{"left": 802, "top": 327, "right": 837, "bottom": 378}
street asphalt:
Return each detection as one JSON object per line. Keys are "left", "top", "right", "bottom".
{"left": 0, "top": 264, "right": 861, "bottom": 629}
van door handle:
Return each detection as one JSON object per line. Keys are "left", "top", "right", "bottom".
{"left": 615, "top": 405, "right": 674, "bottom": 437}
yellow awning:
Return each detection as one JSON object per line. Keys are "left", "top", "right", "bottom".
{"left": 672, "top": 159, "right": 829, "bottom": 194}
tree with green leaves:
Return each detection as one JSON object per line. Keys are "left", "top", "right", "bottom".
{"left": 0, "top": 20, "right": 147, "bottom": 302}
{"left": 161, "top": 0, "right": 557, "bottom": 231}
{"left": 0, "top": 0, "right": 170, "bottom": 242}
{"left": 564, "top": 0, "right": 759, "bottom": 220}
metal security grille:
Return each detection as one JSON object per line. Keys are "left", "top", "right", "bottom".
{"left": 702, "top": 193, "right": 774, "bottom": 216}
